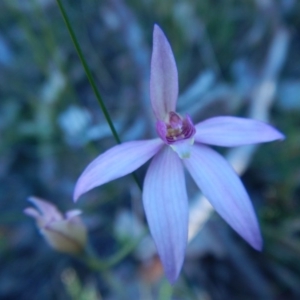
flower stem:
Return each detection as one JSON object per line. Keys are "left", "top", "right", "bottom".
{"left": 81, "top": 233, "right": 145, "bottom": 272}
{"left": 55, "top": 0, "right": 120, "bottom": 144}
{"left": 55, "top": 0, "right": 142, "bottom": 190}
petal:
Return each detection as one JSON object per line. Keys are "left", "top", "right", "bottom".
{"left": 194, "top": 116, "right": 285, "bottom": 146}
{"left": 65, "top": 210, "right": 82, "bottom": 220}
{"left": 24, "top": 207, "right": 46, "bottom": 228}
{"left": 150, "top": 25, "right": 178, "bottom": 120}
{"left": 184, "top": 145, "right": 262, "bottom": 250}
{"left": 24, "top": 207, "right": 40, "bottom": 219}
{"left": 74, "top": 139, "right": 163, "bottom": 201}
{"left": 156, "top": 120, "right": 168, "bottom": 143}
{"left": 28, "top": 196, "right": 63, "bottom": 222}
{"left": 43, "top": 220, "right": 86, "bottom": 254}
{"left": 143, "top": 146, "right": 188, "bottom": 283}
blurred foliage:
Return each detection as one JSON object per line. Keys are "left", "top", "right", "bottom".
{"left": 0, "top": 0, "right": 300, "bottom": 299}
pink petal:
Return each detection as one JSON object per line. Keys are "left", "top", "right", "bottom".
{"left": 194, "top": 116, "right": 285, "bottom": 146}
{"left": 24, "top": 207, "right": 47, "bottom": 228}
{"left": 24, "top": 207, "right": 40, "bottom": 219}
{"left": 74, "top": 139, "right": 163, "bottom": 201}
{"left": 184, "top": 145, "right": 262, "bottom": 250}
{"left": 150, "top": 25, "right": 178, "bottom": 120}
{"left": 28, "top": 196, "right": 63, "bottom": 221}
{"left": 65, "top": 210, "right": 82, "bottom": 219}
{"left": 143, "top": 146, "right": 188, "bottom": 283}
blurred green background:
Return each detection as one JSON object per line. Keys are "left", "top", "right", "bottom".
{"left": 1, "top": 0, "right": 300, "bottom": 299}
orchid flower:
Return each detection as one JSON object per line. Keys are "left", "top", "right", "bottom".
{"left": 25, "top": 196, "right": 87, "bottom": 255}
{"left": 74, "top": 25, "right": 284, "bottom": 283}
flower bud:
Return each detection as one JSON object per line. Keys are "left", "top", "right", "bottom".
{"left": 24, "top": 196, "right": 87, "bottom": 255}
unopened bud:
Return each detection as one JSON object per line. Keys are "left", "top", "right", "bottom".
{"left": 24, "top": 196, "right": 87, "bottom": 255}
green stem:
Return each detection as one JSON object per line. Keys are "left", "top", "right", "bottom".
{"left": 55, "top": 0, "right": 120, "bottom": 144}
{"left": 82, "top": 233, "right": 145, "bottom": 272}
{"left": 55, "top": 0, "right": 142, "bottom": 190}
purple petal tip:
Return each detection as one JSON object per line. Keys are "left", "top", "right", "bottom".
{"left": 194, "top": 117, "right": 286, "bottom": 147}
{"left": 150, "top": 24, "right": 178, "bottom": 120}
{"left": 278, "top": 132, "right": 285, "bottom": 141}
{"left": 27, "top": 196, "right": 35, "bottom": 203}
{"left": 153, "top": 24, "right": 162, "bottom": 33}
{"left": 252, "top": 235, "right": 263, "bottom": 251}
{"left": 73, "top": 191, "right": 80, "bottom": 203}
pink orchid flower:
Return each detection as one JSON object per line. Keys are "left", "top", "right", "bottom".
{"left": 74, "top": 25, "right": 284, "bottom": 283}
{"left": 25, "top": 197, "right": 87, "bottom": 255}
